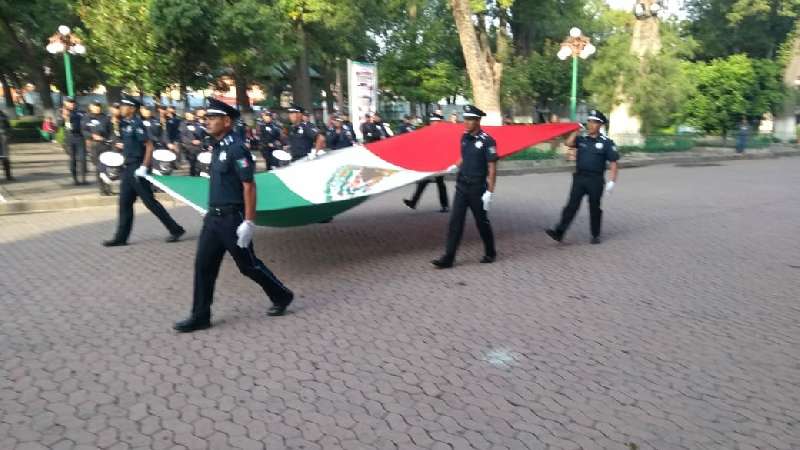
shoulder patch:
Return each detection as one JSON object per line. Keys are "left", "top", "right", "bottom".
{"left": 236, "top": 157, "right": 250, "bottom": 169}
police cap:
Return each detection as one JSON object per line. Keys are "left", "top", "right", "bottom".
{"left": 429, "top": 112, "right": 444, "bottom": 122}
{"left": 287, "top": 103, "right": 305, "bottom": 114}
{"left": 462, "top": 104, "right": 486, "bottom": 119}
{"left": 120, "top": 95, "right": 141, "bottom": 108}
{"left": 205, "top": 97, "right": 240, "bottom": 119}
{"left": 587, "top": 109, "right": 607, "bottom": 124}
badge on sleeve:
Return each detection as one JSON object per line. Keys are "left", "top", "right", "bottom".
{"left": 488, "top": 146, "right": 497, "bottom": 154}
{"left": 236, "top": 157, "right": 250, "bottom": 169}
{"left": 219, "top": 151, "right": 227, "bottom": 161}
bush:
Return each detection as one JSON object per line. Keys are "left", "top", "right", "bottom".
{"left": 504, "top": 147, "right": 559, "bottom": 161}
{"left": 55, "top": 127, "right": 65, "bottom": 145}
{"left": 619, "top": 134, "right": 697, "bottom": 153}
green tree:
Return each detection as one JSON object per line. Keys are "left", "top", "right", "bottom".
{"left": 680, "top": 54, "right": 762, "bottom": 136}
{"left": 78, "top": 0, "right": 170, "bottom": 95}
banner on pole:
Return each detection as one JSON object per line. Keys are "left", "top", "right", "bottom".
{"left": 347, "top": 60, "right": 378, "bottom": 141}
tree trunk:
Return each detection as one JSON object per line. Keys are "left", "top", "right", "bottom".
{"left": 106, "top": 85, "right": 123, "bottom": 104}
{"left": 292, "top": 21, "right": 313, "bottom": 112}
{"left": 179, "top": 83, "right": 190, "bottom": 112}
{"left": 449, "top": 0, "right": 502, "bottom": 125}
{"left": 1, "top": 72, "right": 15, "bottom": 111}
{"left": 334, "top": 61, "right": 344, "bottom": 113}
{"left": 233, "top": 69, "right": 252, "bottom": 114}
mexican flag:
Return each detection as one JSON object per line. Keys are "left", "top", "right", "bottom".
{"left": 148, "top": 122, "right": 578, "bottom": 227}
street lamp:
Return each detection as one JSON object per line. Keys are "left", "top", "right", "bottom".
{"left": 557, "top": 27, "right": 596, "bottom": 121}
{"left": 46, "top": 25, "right": 86, "bottom": 98}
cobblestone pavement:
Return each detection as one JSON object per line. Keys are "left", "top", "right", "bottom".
{"left": 1, "top": 158, "right": 799, "bottom": 450}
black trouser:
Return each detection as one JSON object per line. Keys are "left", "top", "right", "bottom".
{"left": 182, "top": 144, "right": 201, "bottom": 176}
{"left": 442, "top": 178, "right": 495, "bottom": 263}
{"left": 191, "top": 209, "right": 292, "bottom": 320}
{"left": 88, "top": 140, "right": 108, "bottom": 186}
{"left": 409, "top": 176, "right": 448, "bottom": 208}
{"left": 259, "top": 145, "right": 277, "bottom": 171}
{"left": 556, "top": 172, "right": 604, "bottom": 238}
{"left": 67, "top": 135, "right": 87, "bottom": 184}
{"left": 112, "top": 164, "right": 183, "bottom": 242}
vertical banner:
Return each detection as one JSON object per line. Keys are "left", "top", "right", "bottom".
{"left": 347, "top": 60, "right": 378, "bottom": 141}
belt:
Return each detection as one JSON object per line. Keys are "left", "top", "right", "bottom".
{"left": 575, "top": 170, "right": 603, "bottom": 176}
{"left": 207, "top": 205, "right": 243, "bottom": 216}
{"left": 457, "top": 174, "right": 486, "bottom": 183}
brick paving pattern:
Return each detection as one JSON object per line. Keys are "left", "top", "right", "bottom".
{"left": 1, "top": 158, "right": 799, "bottom": 449}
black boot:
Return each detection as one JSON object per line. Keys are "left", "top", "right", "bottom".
{"left": 545, "top": 229, "right": 563, "bottom": 242}
{"left": 173, "top": 316, "right": 211, "bottom": 332}
{"left": 267, "top": 290, "right": 294, "bottom": 317}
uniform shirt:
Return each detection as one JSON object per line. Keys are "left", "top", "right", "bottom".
{"left": 287, "top": 121, "right": 318, "bottom": 159}
{"left": 166, "top": 116, "right": 182, "bottom": 142}
{"left": 459, "top": 129, "right": 498, "bottom": 179}
{"left": 574, "top": 134, "right": 619, "bottom": 174}
{"left": 67, "top": 109, "right": 85, "bottom": 136}
{"left": 179, "top": 120, "right": 205, "bottom": 147}
{"left": 209, "top": 132, "right": 255, "bottom": 207}
{"left": 342, "top": 121, "right": 356, "bottom": 139}
{"left": 81, "top": 113, "right": 111, "bottom": 141}
{"left": 397, "top": 122, "right": 415, "bottom": 135}
{"left": 143, "top": 118, "right": 163, "bottom": 147}
{"left": 363, "top": 122, "right": 388, "bottom": 143}
{"left": 326, "top": 127, "right": 354, "bottom": 150}
{"left": 256, "top": 119, "right": 282, "bottom": 150}
{"left": 120, "top": 116, "right": 151, "bottom": 165}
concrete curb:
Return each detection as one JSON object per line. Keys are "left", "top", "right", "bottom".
{"left": 2, "top": 148, "right": 799, "bottom": 216}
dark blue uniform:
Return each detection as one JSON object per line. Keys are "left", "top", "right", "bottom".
{"left": 180, "top": 120, "right": 205, "bottom": 176}
{"left": 362, "top": 121, "right": 389, "bottom": 143}
{"left": 256, "top": 118, "right": 283, "bottom": 170}
{"left": 441, "top": 129, "right": 498, "bottom": 264}
{"left": 81, "top": 112, "right": 112, "bottom": 187}
{"left": 108, "top": 115, "right": 184, "bottom": 244}
{"left": 287, "top": 121, "right": 318, "bottom": 160}
{"left": 142, "top": 118, "right": 165, "bottom": 148}
{"left": 65, "top": 107, "right": 87, "bottom": 184}
{"left": 190, "top": 131, "right": 293, "bottom": 323}
{"left": 166, "top": 116, "right": 182, "bottom": 143}
{"left": 325, "top": 125, "right": 354, "bottom": 150}
{"left": 403, "top": 121, "right": 449, "bottom": 211}
{"left": 554, "top": 133, "right": 619, "bottom": 238}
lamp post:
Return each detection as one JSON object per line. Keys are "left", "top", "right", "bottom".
{"left": 46, "top": 25, "right": 86, "bottom": 99}
{"left": 557, "top": 27, "right": 596, "bottom": 121}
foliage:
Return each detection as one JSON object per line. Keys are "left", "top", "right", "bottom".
{"left": 680, "top": 54, "right": 785, "bottom": 135}
{"left": 503, "top": 147, "right": 559, "bottom": 161}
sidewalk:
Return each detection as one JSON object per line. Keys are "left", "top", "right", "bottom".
{"left": 2, "top": 141, "right": 799, "bottom": 215}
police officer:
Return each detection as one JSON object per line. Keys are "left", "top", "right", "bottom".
{"left": 165, "top": 106, "right": 182, "bottom": 160}
{"left": 141, "top": 107, "right": 164, "bottom": 148}
{"left": 62, "top": 97, "right": 87, "bottom": 185}
{"left": 255, "top": 110, "right": 282, "bottom": 170}
{"left": 0, "top": 109, "right": 11, "bottom": 181}
{"left": 397, "top": 114, "right": 416, "bottom": 134}
{"left": 81, "top": 101, "right": 112, "bottom": 190}
{"left": 429, "top": 111, "right": 444, "bottom": 123}
{"left": 286, "top": 104, "right": 324, "bottom": 161}
{"left": 432, "top": 105, "right": 497, "bottom": 268}
{"left": 179, "top": 111, "right": 205, "bottom": 176}
{"left": 546, "top": 110, "right": 619, "bottom": 244}
{"left": 325, "top": 115, "right": 354, "bottom": 150}
{"left": 341, "top": 113, "right": 356, "bottom": 141}
{"left": 403, "top": 113, "right": 449, "bottom": 212}
{"left": 174, "top": 98, "right": 294, "bottom": 333}
{"left": 363, "top": 112, "right": 390, "bottom": 143}
{"left": 102, "top": 95, "right": 185, "bottom": 247}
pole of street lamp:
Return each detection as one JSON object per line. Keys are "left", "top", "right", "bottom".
{"left": 570, "top": 55, "right": 578, "bottom": 121}
{"left": 63, "top": 51, "right": 74, "bottom": 98}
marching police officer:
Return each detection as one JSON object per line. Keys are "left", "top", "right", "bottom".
{"left": 102, "top": 95, "right": 185, "bottom": 247}
{"left": 165, "top": 106, "right": 182, "bottom": 161}
{"left": 179, "top": 111, "right": 205, "bottom": 176}
{"left": 546, "top": 109, "right": 619, "bottom": 244}
{"left": 363, "top": 112, "right": 390, "bottom": 143}
{"left": 341, "top": 113, "right": 356, "bottom": 141}
{"left": 0, "top": 109, "right": 11, "bottom": 181}
{"left": 286, "top": 104, "right": 324, "bottom": 161}
{"left": 397, "top": 114, "right": 416, "bottom": 134}
{"left": 432, "top": 105, "right": 497, "bottom": 268}
{"left": 141, "top": 107, "right": 164, "bottom": 148}
{"left": 255, "top": 110, "right": 283, "bottom": 170}
{"left": 62, "top": 97, "right": 87, "bottom": 185}
{"left": 174, "top": 98, "right": 294, "bottom": 333}
{"left": 325, "top": 115, "right": 354, "bottom": 150}
{"left": 81, "top": 101, "right": 112, "bottom": 190}
{"left": 403, "top": 113, "right": 449, "bottom": 212}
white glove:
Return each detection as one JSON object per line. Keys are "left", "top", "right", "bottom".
{"left": 134, "top": 165, "right": 148, "bottom": 178}
{"left": 236, "top": 220, "right": 255, "bottom": 248}
{"left": 605, "top": 180, "right": 615, "bottom": 193}
{"left": 307, "top": 151, "right": 317, "bottom": 160}
{"left": 481, "top": 191, "right": 493, "bottom": 211}
{"left": 446, "top": 164, "right": 458, "bottom": 173}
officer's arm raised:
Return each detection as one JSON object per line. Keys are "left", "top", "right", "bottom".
{"left": 564, "top": 130, "right": 578, "bottom": 148}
